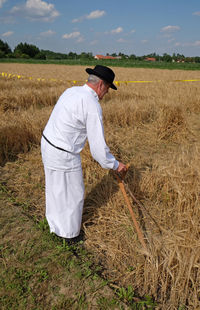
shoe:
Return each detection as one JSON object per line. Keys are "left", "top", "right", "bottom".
{"left": 64, "top": 233, "right": 84, "bottom": 246}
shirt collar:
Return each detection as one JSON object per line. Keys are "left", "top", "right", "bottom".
{"left": 83, "top": 84, "right": 99, "bottom": 100}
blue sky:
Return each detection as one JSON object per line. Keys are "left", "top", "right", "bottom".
{"left": 0, "top": 0, "right": 200, "bottom": 56}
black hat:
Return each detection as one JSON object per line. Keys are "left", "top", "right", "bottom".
{"left": 86, "top": 65, "right": 117, "bottom": 90}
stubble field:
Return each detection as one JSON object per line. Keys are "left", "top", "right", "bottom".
{"left": 0, "top": 63, "right": 200, "bottom": 309}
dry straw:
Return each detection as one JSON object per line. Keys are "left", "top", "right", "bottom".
{"left": 1, "top": 65, "right": 200, "bottom": 309}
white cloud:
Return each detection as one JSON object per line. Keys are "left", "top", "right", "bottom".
{"left": 161, "top": 25, "right": 180, "bottom": 33}
{"left": 62, "top": 31, "right": 84, "bottom": 43}
{"left": 111, "top": 27, "right": 123, "bottom": 34}
{"left": 131, "top": 29, "right": 136, "bottom": 33}
{"left": 168, "top": 38, "right": 175, "bottom": 43}
{"left": 72, "top": 10, "right": 105, "bottom": 23}
{"left": 193, "top": 11, "right": 200, "bottom": 16}
{"left": 76, "top": 36, "right": 84, "bottom": 43}
{"left": 62, "top": 31, "right": 81, "bottom": 39}
{"left": 10, "top": 6, "right": 20, "bottom": 13}
{"left": 90, "top": 40, "right": 98, "bottom": 45}
{"left": 72, "top": 17, "right": 80, "bottom": 23}
{"left": 40, "top": 29, "right": 55, "bottom": 37}
{"left": 141, "top": 40, "right": 148, "bottom": 44}
{"left": 193, "top": 40, "right": 200, "bottom": 46}
{"left": 87, "top": 10, "right": 105, "bottom": 19}
{"left": 2, "top": 30, "right": 13, "bottom": 37}
{"left": 0, "top": 0, "right": 6, "bottom": 8}
{"left": 10, "top": 0, "right": 59, "bottom": 22}
{"left": 174, "top": 40, "right": 200, "bottom": 47}
{"left": 116, "top": 38, "right": 126, "bottom": 43}
{"left": 0, "top": 16, "right": 14, "bottom": 24}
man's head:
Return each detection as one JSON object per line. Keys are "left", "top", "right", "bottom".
{"left": 87, "top": 74, "right": 110, "bottom": 100}
{"left": 86, "top": 65, "right": 117, "bottom": 100}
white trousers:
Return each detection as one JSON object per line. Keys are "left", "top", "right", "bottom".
{"left": 44, "top": 167, "right": 85, "bottom": 238}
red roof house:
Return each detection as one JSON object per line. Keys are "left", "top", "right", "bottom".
{"left": 94, "top": 55, "right": 118, "bottom": 60}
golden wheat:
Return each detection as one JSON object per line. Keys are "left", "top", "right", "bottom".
{"left": 0, "top": 64, "right": 200, "bottom": 309}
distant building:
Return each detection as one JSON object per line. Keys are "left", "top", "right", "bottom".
{"left": 144, "top": 57, "right": 156, "bottom": 62}
{"left": 94, "top": 54, "right": 120, "bottom": 60}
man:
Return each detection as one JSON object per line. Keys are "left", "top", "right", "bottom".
{"left": 41, "top": 65, "right": 127, "bottom": 244}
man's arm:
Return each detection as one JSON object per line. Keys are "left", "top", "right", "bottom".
{"left": 86, "top": 111, "right": 126, "bottom": 171}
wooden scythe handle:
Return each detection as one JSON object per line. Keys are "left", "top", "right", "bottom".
{"left": 115, "top": 165, "right": 147, "bottom": 251}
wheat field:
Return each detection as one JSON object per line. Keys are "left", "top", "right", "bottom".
{"left": 0, "top": 63, "right": 200, "bottom": 309}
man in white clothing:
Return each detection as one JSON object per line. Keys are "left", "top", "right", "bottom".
{"left": 41, "top": 65, "right": 127, "bottom": 244}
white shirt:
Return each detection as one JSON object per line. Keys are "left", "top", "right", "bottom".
{"left": 42, "top": 84, "right": 119, "bottom": 171}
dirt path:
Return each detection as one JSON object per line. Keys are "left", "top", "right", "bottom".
{"left": 0, "top": 190, "right": 127, "bottom": 309}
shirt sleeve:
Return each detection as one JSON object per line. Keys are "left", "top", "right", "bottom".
{"left": 86, "top": 111, "right": 119, "bottom": 170}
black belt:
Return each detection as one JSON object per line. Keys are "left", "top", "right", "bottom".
{"left": 42, "top": 134, "right": 70, "bottom": 153}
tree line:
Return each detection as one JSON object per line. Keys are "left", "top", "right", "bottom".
{"left": 0, "top": 39, "right": 200, "bottom": 63}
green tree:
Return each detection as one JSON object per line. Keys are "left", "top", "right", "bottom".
{"left": 67, "top": 51, "right": 77, "bottom": 59}
{"left": 80, "top": 52, "right": 93, "bottom": 59}
{"left": 185, "top": 57, "right": 192, "bottom": 63}
{"left": 162, "top": 53, "right": 172, "bottom": 62}
{"left": 34, "top": 51, "right": 46, "bottom": 60}
{"left": 0, "top": 39, "right": 12, "bottom": 57}
{"left": 80, "top": 52, "right": 88, "bottom": 59}
{"left": 118, "top": 52, "right": 128, "bottom": 59}
{"left": 129, "top": 54, "right": 136, "bottom": 60}
{"left": 194, "top": 56, "right": 200, "bottom": 63}
{"left": 14, "top": 42, "right": 40, "bottom": 58}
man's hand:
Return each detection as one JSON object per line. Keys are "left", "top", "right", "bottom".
{"left": 117, "top": 162, "right": 127, "bottom": 173}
